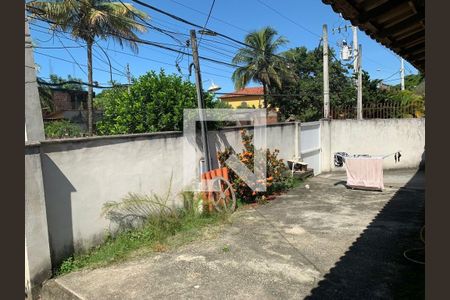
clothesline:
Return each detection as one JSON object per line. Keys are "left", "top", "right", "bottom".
{"left": 334, "top": 151, "right": 402, "bottom": 167}
{"left": 334, "top": 150, "right": 401, "bottom": 159}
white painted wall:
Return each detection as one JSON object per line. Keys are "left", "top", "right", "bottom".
{"left": 40, "top": 132, "right": 194, "bottom": 264}
{"left": 321, "top": 118, "right": 425, "bottom": 172}
{"left": 26, "top": 119, "right": 425, "bottom": 277}
{"left": 38, "top": 125, "right": 298, "bottom": 265}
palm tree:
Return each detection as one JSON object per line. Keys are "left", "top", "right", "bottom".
{"left": 27, "top": 0, "right": 148, "bottom": 135}
{"left": 231, "top": 27, "right": 288, "bottom": 108}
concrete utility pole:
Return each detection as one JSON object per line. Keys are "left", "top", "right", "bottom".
{"left": 357, "top": 44, "right": 363, "bottom": 120}
{"left": 190, "top": 29, "right": 211, "bottom": 172}
{"left": 352, "top": 26, "right": 359, "bottom": 73}
{"left": 25, "top": 17, "right": 45, "bottom": 141}
{"left": 400, "top": 58, "right": 405, "bottom": 90}
{"left": 322, "top": 24, "right": 330, "bottom": 119}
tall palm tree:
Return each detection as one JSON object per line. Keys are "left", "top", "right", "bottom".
{"left": 231, "top": 26, "right": 288, "bottom": 108}
{"left": 27, "top": 0, "right": 149, "bottom": 135}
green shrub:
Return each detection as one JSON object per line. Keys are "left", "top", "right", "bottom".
{"left": 96, "top": 70, "right": 214, "bottom": 135}
{"left": 217, "top": 129, "right": 292, "bottom": 203}
{"left": 44, "top": 120, "right": 83, "bottom": 139}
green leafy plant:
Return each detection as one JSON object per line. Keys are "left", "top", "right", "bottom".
{"left": 44, "top": 120, "right": 83, "bottom": 139}
{"left": 217, "top": 129, "right": 290, "bottom": 203}
{"left": 96, "top": 70, "right": 214, "bottom": 135}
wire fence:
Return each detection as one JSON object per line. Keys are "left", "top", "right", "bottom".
{"left": 330, "top": 101, "right": 425, "bottom": 119}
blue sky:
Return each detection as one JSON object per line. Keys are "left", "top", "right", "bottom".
{"left": 29, "top": 0, "right": 418, "bottom": 94}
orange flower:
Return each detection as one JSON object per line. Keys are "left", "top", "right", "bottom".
{"left": 267, "top": 176, "right": 273, "bottom": 181}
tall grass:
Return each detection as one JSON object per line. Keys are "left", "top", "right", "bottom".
{"left": 57, "top": 189, "right": 228, "bottom": 275}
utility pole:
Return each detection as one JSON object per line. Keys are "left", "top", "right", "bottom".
{"left": 322, "top": 24, "right": 330, "bottom": 119}
{"left": 352, "top": 26, "right": 358, "bottom": 73}
{"left": 357, "top": 44, "right": 363, "bottom": 120}
{"left": 126, "top": 63, "right": 131, "bottom": 92}
{"left": 190, "top": 29, "right": 211, "bottom": 172}
{"left": 400, "top": 58, "right": 405, "bottom": 90}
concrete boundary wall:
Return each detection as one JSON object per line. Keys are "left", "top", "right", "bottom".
{"left": 25, "top": 119, "right": 425, "bottom": 290}
{"left": 320, "top": 118, "right": 425, "bottom": 172}
{"left": 29, "top": 124, "right": 298, "bottom": 268}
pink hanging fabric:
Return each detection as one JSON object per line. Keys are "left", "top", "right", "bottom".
{"left": 345, "top": 157, "right": 384, "bottom": 190}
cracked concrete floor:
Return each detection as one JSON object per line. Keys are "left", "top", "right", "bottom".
{"left": 42, "top": 169, "right": 425, "bottom": 300}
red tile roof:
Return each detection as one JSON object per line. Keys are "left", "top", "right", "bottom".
{"left": 219, "top": 86, "right": 264, "bottom": 99}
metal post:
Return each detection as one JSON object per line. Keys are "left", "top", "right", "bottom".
{"left": 357, "top": 44, "right": 363, "bottom": 120}
{"left": 190, "top": 30, "right": 211, "bottom": 172}
{"left": 323, "top": 24, "right": 330, "bottom": 119}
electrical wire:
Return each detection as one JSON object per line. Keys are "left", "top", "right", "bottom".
{"left": 33, "top": 51, "right": 128, "bottom": 78}
{"left": 130, "top": 0, "right": 293, "bottom": 65}
{"left": 37, "top": 79, "right": 126, "bottom": 89}
{"left": 198, "top": 0, "right": 216, "bottom": 46}
{"left": 30, "top": 23, "right": 232, "bottom": 76}
{"left": 254, "top": 0, "right": 321, "bottom": 39}
{"left": 55, "top": 35, "right": 87, "bottom": 76}
{"left": 167, "top": 0, "right": 250, "bottom": 34}
{"left": 28, "top": 16, "right": 240, "bottom": 68}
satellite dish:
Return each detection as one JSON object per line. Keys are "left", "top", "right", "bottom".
{"left": 207, "top": 81, "right": 221, "bottom": 93}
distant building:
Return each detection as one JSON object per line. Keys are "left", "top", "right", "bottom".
{"left": 219, "top": 86, "right": 264, "bottom": 108}
{"left": 41, "top": 88, "right": 100, "bottom": 130}
{"left": 219, "top": 86, "right": 279, "bottom": 124}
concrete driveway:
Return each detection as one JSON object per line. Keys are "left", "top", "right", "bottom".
{"left": 42, "top": 169, "right": 424, "bottom": 299}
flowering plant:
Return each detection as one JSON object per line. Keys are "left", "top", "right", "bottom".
{"left": 217, "top": 129, "right": 289, "bottom": 203}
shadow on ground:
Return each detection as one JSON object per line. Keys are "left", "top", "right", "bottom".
{"left": 305, "top": 170, "right": 425, "bottom": 299}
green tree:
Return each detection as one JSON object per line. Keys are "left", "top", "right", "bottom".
{"left": 271, "top": 46, "right": 355, "bottom": 121}
{"left": 93, "top": 83, "right": 127, "bottom": 110}
{"left": 49, "top": 74, "right": 85, "bottom": 90}
{"left": 28, "top": 0, "right": 148, "bottom": 135}
{"left": 231, "top": 27, "right": 289, "bottom": 108}
{"left": 96, "top": 70, "right": 214, "bottom": 135}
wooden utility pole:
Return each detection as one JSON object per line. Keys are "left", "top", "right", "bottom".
{"left": 322, "top": 24, "right": 330, "bottom": 119}
{"left": 357, "top": 44, "right": 363, "bottom": 120}
{"left": 190, "top": 29, "right": 211, "bottom": 172}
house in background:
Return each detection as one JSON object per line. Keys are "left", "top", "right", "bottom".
{"left": 41, "top": 88, "right": 101, "bottom": 130}
{"left": 219, "top": 86, "right": 279, "bottom": 124}
{"left": 219, "top": 86, "right": 264, "bottom": 108}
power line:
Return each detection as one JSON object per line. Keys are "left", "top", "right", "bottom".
{"left": 33, "top": 51, "right": 128, "bottom": 78}
{"left": 255, "top": 0, "right": 321, "bottom": 38}
{"left": 381, "top": 71, "right": 401, "bottom": 81}
{"left": 198, "top": 0, "right": 216, "bottom": 45}
{"left": 30, "top": 23, "right": 232, "bottom": 75}
{"left": 37, "top": 79, "right": 127, "bottom": 89}
{"left": 28, "top": 16, "right": 240, "bottom": 68}
{"left": 130, "top": 0, "right": 289, "bottom": 63}
{"left": 55, "top": 35, "right": 87, "bottom": 76}
{"left": 29, "top": 7, "right": 299, "bottom": 83}
{"left": 167, "top": 0, "right": 251, "bottom": 34}
{"left": 34, "top": 45, "right": 83, "bottom": 49}
{"left": 117, "top": 0, "right": 185, "bottom": 45}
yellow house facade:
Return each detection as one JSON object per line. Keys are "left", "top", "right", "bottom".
{"left": 219, "top": 86, "right": 264, "bottom": 108}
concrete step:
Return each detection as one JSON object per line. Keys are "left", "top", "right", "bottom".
{"left": 293, "top": 168, "right": 314, "bottom": 180}
{"left": 41, "top": 279, "right": 81, "bottom": 300}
